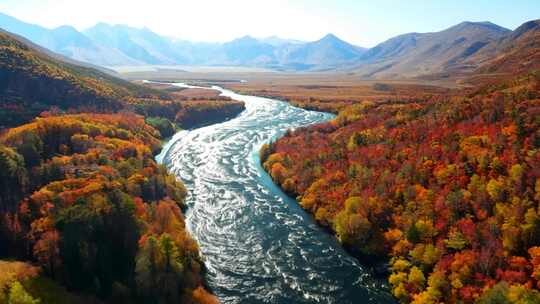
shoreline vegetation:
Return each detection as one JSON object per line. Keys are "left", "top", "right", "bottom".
{"left": 258, "top": 70, "right": 540, "bottom": 303}
{"left": 0, "top": 111, "right": 242, "bottom": 303}
{"left": 137, "top": 81, "right": 245, "bottom": 134}
{"left": 0, "top": 30, "right": 245, "bottom": 304}
{"left": 0, "top": 114, "right": 219, "bottom": 304}
{"left": 0, "top": 103, "right": 245, "bottom": 303}
{"left": 259, "top": 141, "right": 392, "bottom": 279}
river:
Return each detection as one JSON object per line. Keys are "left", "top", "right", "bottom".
{"left": 156, "top": 83, "right": 395, "bottom": 304}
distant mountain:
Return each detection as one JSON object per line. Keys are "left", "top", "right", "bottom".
{"left": 83, "top": 23, "right": 184, "bottom": 64}
{"left": 168, "top": 39, "right": 223, "bottom": 65}
{"left": 1, "top": 11, "right": 538, "bottom": 76}
{"left": 0, "top": 12, "right": 137, "bottom": 65}
{"left": 0, "top": 12, "right": 371, "bottom": 70}
{"left": 221, "top": 35, "right": 276, "bottom": 65}
{"left": 280, "top": 33, "right": 366, "bottom": 70}
{"left": 258, "top": 36, "right": 304, "bottom": 47}
{"left": 0, "top": 12, "right": 49, "bottom": 45}
{"left": 353, "top": 21, "right": 511, "bottom": 77}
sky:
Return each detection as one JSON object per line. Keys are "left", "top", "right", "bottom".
{"left": 0, "top": 0, "right": 539, "bottom": 47}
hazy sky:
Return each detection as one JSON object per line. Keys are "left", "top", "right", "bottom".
{"left": 0, "top": 0, "right": 539, "bottom": 47}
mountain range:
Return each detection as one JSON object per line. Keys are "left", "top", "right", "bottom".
{"left": 354, "top": 21, "right": 511, "bottom": 77}
{"left": 0, "top": 12, "right": 365, "bottom": 70}
{"left": 0, "top": 11, "right": 539, "bottom": 77}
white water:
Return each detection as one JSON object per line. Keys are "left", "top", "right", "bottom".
{"left": 158, "top": 84, "right": 394, "bottom": 304}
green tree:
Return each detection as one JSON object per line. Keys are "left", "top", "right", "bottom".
{"left": 136, "top": 236, "right": 160, "bottom": 298}
{"left": 335, "top": 211, "right": 372, "bottom": 247}
{"left": 408, "top": 266, "right": 426, "bottom": 291}
{"left": 487, "top": 178, "right": 506, "bottom": 202}
{"left": 158, "top": 234, "right": 183, "bottom": 303}
{"left": 15, "top": 131, "right": 43, "bottom": 168}
{"left": 135, "top": 234, "right": 184, "bottom": 304}
{"left": 0, "top": 145, "right": 27, "bottom": 210}
{"left": 445, "top": 230, "right": 468, "bottom": 250}
{"left": 7, "top": 281, "right": 40, "bottom": 304}
{"left": 476, "top": 282, "right": 512, "bottom": 304}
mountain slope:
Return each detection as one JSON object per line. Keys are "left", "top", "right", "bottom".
{"left": 472, "top": 19, "right": 540, "bottom": 74}
{"left": 353, "top": 21, "right": 511, "bottom": 77}
{"left": 83, "top": 23, "right": 185, "bottom": 64}
{"left": 0, "top": 28, "right": 246, "bottom": 133}
{"left": 0, "top": 30, "right": 158, "bottom": 127}
{"left": 221, "top": 35, "right": 276, "bottom": 65}
{"left": 258, "top": 36, "right": 304, "bottom": 47}
{"left": 0, "top": 28, "right": 118, "bottom": 74}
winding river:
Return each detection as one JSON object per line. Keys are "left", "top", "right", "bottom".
{"left": 157, "top": 84, "right": 395, "bottom": 304}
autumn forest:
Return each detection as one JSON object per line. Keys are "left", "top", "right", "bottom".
{"left": 0, "top": 4, "right": 540, "bottom": 304}
{"left": 261, "top": 72, "right": 540, "bottom": 303}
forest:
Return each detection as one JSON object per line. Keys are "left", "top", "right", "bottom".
{"left": 261, "top": 71, "right": 540, "bottom": 303}
{"left": 0, "top": 30, "right": 240, "bottom": 304}
{"left": 0, "top": 113, "right": 218, "bottom": 304}
{"left": 132, "top": 95, "right": 244, "bottom": 133}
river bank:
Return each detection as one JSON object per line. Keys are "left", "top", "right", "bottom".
{"left": 157, "top": 83, "right": 395, "bottom": 304}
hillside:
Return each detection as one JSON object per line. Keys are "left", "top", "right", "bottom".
{"left": 261, "top": 67, "right": 540, "bottom": 302}
{"left": 0, "top": 29, "right": 161, "bottom": 127}
{"left": 0, "top": 33, "right": 113, "bottom": 127}
{"left": 351, "top": 19, "right": 540, "bottom": 79}
{"left": 0, "top": 29, "right": 245, "bottom": 130}
{"left": 353, "top": 21, "right": 511, "bottom": 78}
{"left": 472, "top": 19, "right": 540, "bottom": 75}
{"left": 0, "top": 28, "right": 122, "bottom": 74}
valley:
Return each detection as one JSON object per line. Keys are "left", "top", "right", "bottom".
{"left": 156, "top": 83, "right": 393, "bottom": 303}
{"left": 0, "top": 4, "right": 539, "bottom": 304}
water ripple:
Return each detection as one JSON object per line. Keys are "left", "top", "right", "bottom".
{"left": 157, "top": 84, "right": 395, "bottom": 304}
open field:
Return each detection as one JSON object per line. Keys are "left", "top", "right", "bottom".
{"left": 111, "top": 65, "right": 277, "bottom": 75}
{"left": 222, "top": 76, "right": 453, "bottom": 112}
{"left": 134, "top": 80, "right": 224, "bottom": 99}
{"left": 119, "top": 68, "right": 461, "bottom": 87}
{"left": 120, "top": 69, "right": 462, "bottom": 112}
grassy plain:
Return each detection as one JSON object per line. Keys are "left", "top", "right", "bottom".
{"left": 121, "top": 69, "right": 456, "bottom": 113}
